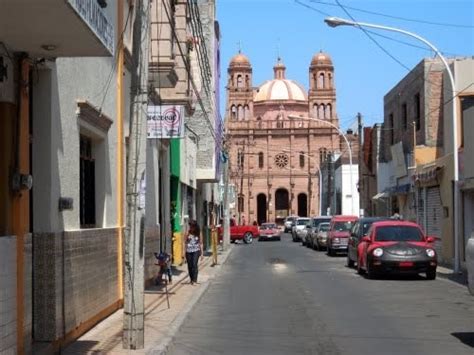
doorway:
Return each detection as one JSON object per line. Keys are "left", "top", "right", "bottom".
{"left": 257, "top": 193, "right": 267, "bottom": 225}
{"left": 298, "top": 193, "right": 308, "bottom": 217}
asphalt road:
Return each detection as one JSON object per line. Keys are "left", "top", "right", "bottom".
{"left": 168, "top": 233, "right": 474, "bottom": 355}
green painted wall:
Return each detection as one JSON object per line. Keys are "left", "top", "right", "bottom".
{"left": 170, "top": 139, "right": 181, "bottom": 232}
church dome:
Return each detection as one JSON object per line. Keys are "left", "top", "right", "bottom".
{"left": 311, "top": 51, "right": 333, "bottom": 66}
{"left": 229, "top": 52, "right": 251, "bottom": 68}
{"left": 254, "top": 79, "right": 307, "bottom": 102}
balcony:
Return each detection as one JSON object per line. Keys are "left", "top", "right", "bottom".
{"left": 0, "top": 0, "right": 114, "bottom": 57}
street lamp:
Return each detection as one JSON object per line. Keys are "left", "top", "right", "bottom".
{"left": 282, "top": 149, "right": 323, "bottom": 216}
{"left": 324, "top": 16, "right": 460, "bottom": 272}
{"left": 287, "top": 114, "right": 355, "bottom": 215}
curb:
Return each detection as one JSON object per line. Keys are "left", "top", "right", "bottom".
{"left": 147, "top": 247, "right": 233, "bottom": 355}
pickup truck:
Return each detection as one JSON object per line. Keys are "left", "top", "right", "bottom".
{"left": 217, "top": 218, "right": 259, "bottom": 244}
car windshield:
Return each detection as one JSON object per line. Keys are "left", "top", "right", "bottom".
{"left": 260, "top": 224, "right": 276, "bottom": 229}
{"left": 297, "top": 219, "right": 310, "bottom": 225}
{"left": 319, "top": 223, "right": 330, "bottom": 231}
{"left": 333, "top": 221, "right": 354, "bottom": 232}
{"left": 375, "top": 226, "right": 423, "bottom": 242}
{"left": 313, "top": 218, "right": 330, "bottom": 227}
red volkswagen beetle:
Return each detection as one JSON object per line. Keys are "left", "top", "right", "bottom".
{"left": 357, "top": 220, "right": 437, "bottom": 280}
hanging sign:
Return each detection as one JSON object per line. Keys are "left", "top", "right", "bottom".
{"left": 147, "top": 105, "right": 184, "bottom": 139}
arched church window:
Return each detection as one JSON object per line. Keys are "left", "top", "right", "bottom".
{"left": 318, "top": 73, "right": 325, "bottom": 89}
{"left": 318, "top": 104, "right": 325, "bottom": 119}
{"left": 277, "top": 120, "right": 284, "bottom": 128}
{"left": 231, "top": 105, "right": 237, "bottom": 120}
{"left": 237, "top": 75, "right": 244, "bottom": 88}
{"left": 328, "top": 73, "right": 332, "bottom": 88}
{"left": 320, "top": 148, "right": 328, "bottom": 164}
{"left": 313, "top": 104, "right": 318, "bottom": 118}
{"left": 245, "top": 75, "right": 250, "bottom": 88}
{"left": 256, "top": 116, "right": 262, "bottom": 128}
{"left": 237, "top": 151, "right": 244, "bottom": 168}
{"left": 237, "top": 105, "right": 244, "bottom": 120}
{"left": 244, "top": 105, "right": 250, "bottom": 120}
{"left": 326, "top": 104, "right": 332, "bottom": 120}
{"left": 258, "top": 152, "right": 264, "bottom": 168}
{"left": 313, "top": 74, "right": 317, "bottom": 90}
{"left": 299, "top": 152, "right": 305, "bottom": 168}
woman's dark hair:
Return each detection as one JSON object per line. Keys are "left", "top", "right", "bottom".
{"left": 189, "top": 220, "right": 201, "bottom": 237}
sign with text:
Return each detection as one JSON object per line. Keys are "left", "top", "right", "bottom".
{"left": 147, "top": 105, "right": 184, "bottom": 139}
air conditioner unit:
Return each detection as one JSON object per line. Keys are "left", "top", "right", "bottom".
{"left": 0, "top": 54, "right": 15, "bottom": 104}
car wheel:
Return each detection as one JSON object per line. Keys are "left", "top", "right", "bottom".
{"left": 347, "top": 255, "right": 355, "bottom": 268}
{"left": 327, "top": 247, "right": 333, "bottom": 257}
{"left": 366, "top": 261, "right": 377, "bottom": 279}
{"left": 277, "top": 237, "right": 281, "bottom": 241}
{"left": 243, "top": 232, "right": 253, "bottom": 244}
{"left": 426, "top": 269, "right": 436, "bottom": 280}
{"left": 314, "top": 241, "right": 319, "bottom": 251}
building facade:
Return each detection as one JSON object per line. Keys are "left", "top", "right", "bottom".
{"left": 226, "top": 51, "right": 341, "bottom": 225}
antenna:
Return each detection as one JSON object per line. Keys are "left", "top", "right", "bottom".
{"left": 237, "top": 40, "right": 242, "bottom": 53}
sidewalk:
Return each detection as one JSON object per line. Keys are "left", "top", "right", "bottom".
{"left": 61, "top": 246, "right": 233, "bottom": 355}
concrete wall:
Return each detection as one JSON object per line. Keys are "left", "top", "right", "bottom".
{"left": 335, "top": 164, "right": 360, "bottom": 216}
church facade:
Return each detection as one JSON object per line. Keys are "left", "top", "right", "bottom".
{"left": 225, "top": 51, "right": 341, "bottom": 225}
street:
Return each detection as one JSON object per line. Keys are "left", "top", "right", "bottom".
{"left": 168, "top": 233, "right": 474, "bottom": 355}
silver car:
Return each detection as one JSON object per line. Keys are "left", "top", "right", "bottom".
{"left": 284, "top": 215, "right": 299, "bottom": 233}
{"left": 312, "top": 222, "right": 330, "bottom": 251}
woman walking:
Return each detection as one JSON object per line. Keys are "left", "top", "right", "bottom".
{"left": 185, "top": 220, "right": 202, "bottom": 285}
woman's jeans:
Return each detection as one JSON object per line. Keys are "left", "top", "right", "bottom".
{"left": 186, "top": 251, "right": 200, "bottom": 282}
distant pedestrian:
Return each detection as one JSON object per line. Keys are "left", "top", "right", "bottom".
{"left": 185, "top": 220, "right": 203, "bottom": 285}
{"left": 391, "top": 208, "right": 402, "bottom": 220}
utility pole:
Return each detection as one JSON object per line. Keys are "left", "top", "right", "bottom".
{"left": 222, "top": 147, "right": 230, "bottom": 250}
{"left": 123, "top": 0, "right": 150, "bottom": 349}
{"left": 357, "top": 112, "right": 363, "bottom": 217}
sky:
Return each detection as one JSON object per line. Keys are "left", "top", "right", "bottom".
{"left": 216, "top": 0, "right": 474, "bottom": 130}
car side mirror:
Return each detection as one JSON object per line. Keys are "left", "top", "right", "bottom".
{"left": 426, "top": 236, "right": 435, "bottom": 243}
{"left": 361, "top": 236, "right": 371, "bottom": 243}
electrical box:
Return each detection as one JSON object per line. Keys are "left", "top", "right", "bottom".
{"left": 0, "top": 52, "right": 15, "bottom": 104}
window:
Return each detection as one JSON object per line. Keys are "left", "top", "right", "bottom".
{"left": 318, "top": 104, "right": 325, "bottom": 119}
{"left": 414, "top": 93, "right": 421, "bottom": 131}
{"left": 237, "top": 105, "right": 244, "bottom": 120}
{"left": 402, "top": 103, "right": 408, "bottom": 130}
{"left": 389, "top": 113, "right": 394, "bottom": 145}
{"left": 460, "top": 95, "right": 474, "bottom": 148}
{"left": 80, "top": 135, "right": 96, "bottom": 228}
{"left": 237, "top": 75, "right": 243, "bottom": 88}
{"left": 328, "top": 73, "right": 332, "bottom": 88}
{"left": 313, "top": 104, "right": 318, "bottom": 118}
{"left": 276, "top": 119, "right": 284, "bottom": 128}
{"left": 237, "top": 151, "right": 244, "bottom": 168}
{"left": 258, "top": 152, "right": 264, "bottom": 168}
{"left": 326, "top": 103, "right": 332, "bottom": 120}
{"left": 256, "top": 116, "right": 262, "bottom": 128}
{"left": 319, "top": 148, "right": 327, "bottom": 164}
{"left": 318, "top": 73, "right": 325, "bottom": 89}
{"left": 299, "top": 152, "right": 305, "bottom": 168}
{"left": 231, "top": 105, "right": 236, "bottom": 120}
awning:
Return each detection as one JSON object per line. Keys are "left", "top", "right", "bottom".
{"left": 414, "top": 166, "right": 443, "bottom": 185}
{"left": 372, "top": 192, "right": 389, "bottom": 200}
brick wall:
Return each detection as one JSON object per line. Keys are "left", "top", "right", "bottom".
{"left": 34, "top": 228, "right": 119, "bottom": 341}
{"left": 0, "top": 236, "right": 17, "bottom": 354}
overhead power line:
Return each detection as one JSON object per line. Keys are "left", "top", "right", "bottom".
{"left": 308, "top": 0, "right": 474, "bottom": 29}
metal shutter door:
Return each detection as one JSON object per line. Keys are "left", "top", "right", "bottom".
{"left": 426, "top": 186, "right": 442, "bottom": 255}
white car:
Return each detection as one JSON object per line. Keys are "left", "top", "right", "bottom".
{"left": 284, "top": 215, "right": 299, "bottom": 233}
{"left": 292, "top": 217, "right": 310, "bottom": 242}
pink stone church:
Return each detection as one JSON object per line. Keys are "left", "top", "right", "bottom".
{"left": 226, "top": 51, "right": 342, "bottom": 225}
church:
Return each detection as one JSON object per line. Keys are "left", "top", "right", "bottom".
{"left": 225, "top": 51, "right": 342, "bottom": 225}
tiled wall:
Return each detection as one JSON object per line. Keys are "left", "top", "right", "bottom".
{"left": 0, "top": 236, "right": 17, "bottom": 354}
{"left": 34, "top": 228, "right": 119, "bottom": 341}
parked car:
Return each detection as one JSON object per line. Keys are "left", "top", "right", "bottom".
{"left": 284, "top": 215, "right": 299, "bottom": 233}
{"left": 326, "top": 215, "right": 358, "bottom": 256}
{"left": 312, "top": 222, "right": 330, "bottom": 251}
{"left": 258, "top": 223, "right": 281, "bottom": 241}
{"left": 466, "top": 231, "right": 474, "bottom": 295}
{"left": 357, "top": 220, "right": 437, "bottom": 279}
{"left": 305, "top": 216, "right": 332, "bottom": 248}
{"left": 292, "top": 217, "right": 311, "bottom": 242}
{"left": 347, "top": 217, "right": 390, "bottom": 267}
{"left": 217, "top": 218, "right": 259, "bottom": 244}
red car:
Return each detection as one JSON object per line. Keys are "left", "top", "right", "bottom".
{"left": 217, "top": 218, "right": 259, "bottom": 244}
{"left": 326, "top": 215, "right": 358, "bottom": 256}
{"left": 258, "top": 223, "right": 281, "bottom": 241}
{"left": 357, "top": 220, "right": 437, "bottom": 279}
